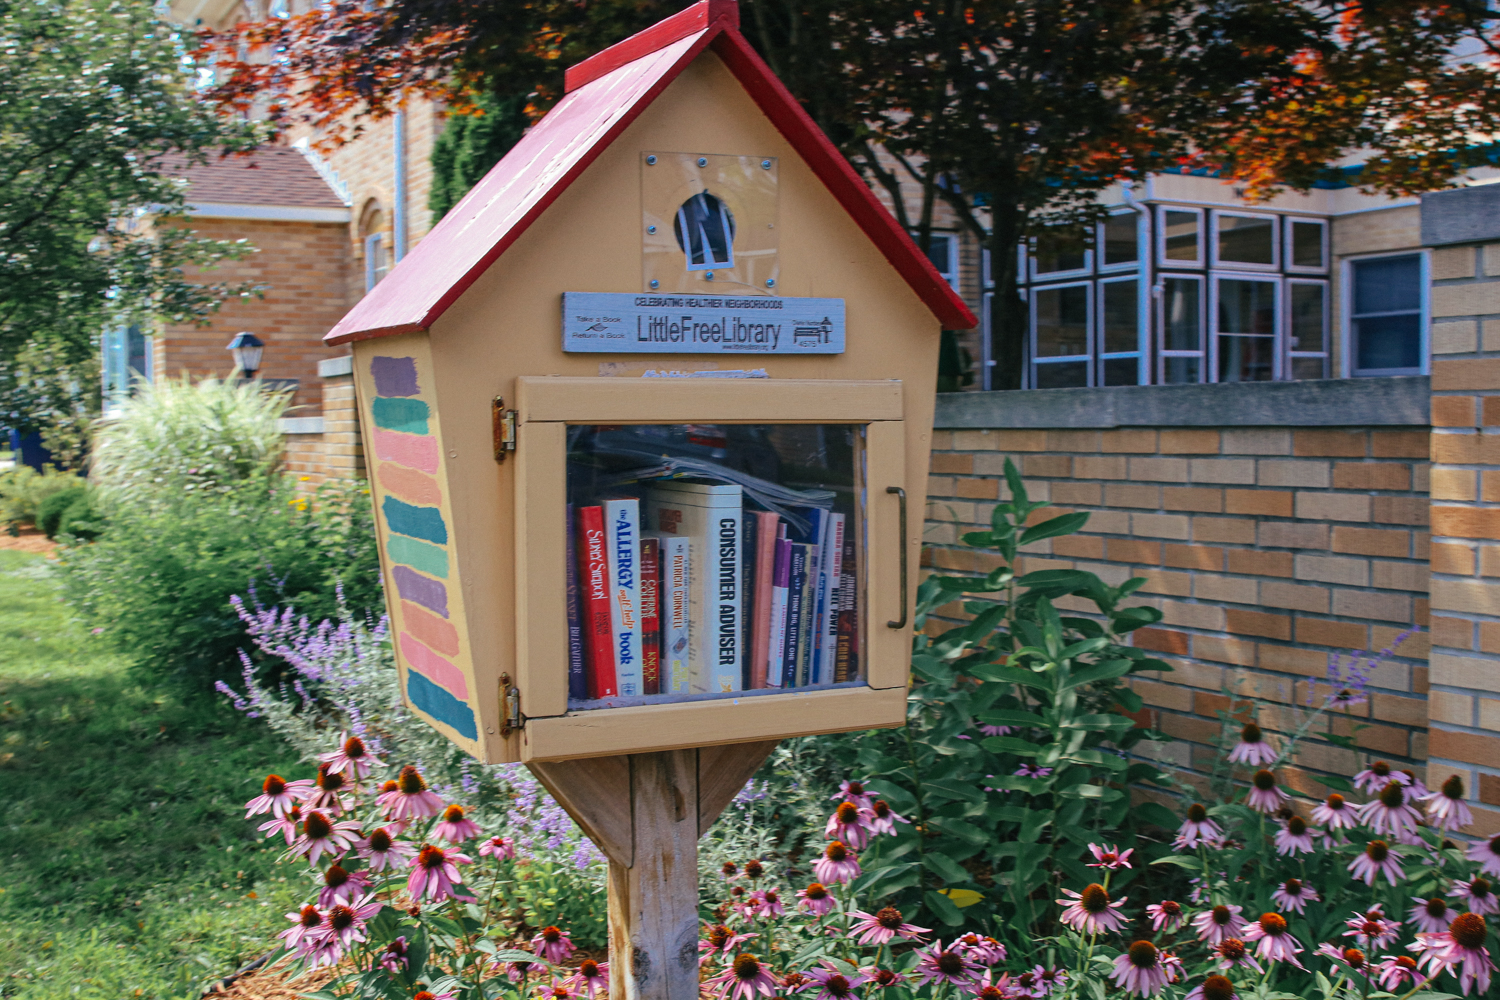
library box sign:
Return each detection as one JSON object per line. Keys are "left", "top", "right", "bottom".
{"left": 562, "top": 291, "right": 845, "bottom": 354}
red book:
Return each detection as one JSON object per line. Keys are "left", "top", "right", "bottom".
{"left": 749, "top": 510, "right": 779, "bottom": 688}
{"left": 639, "top": 537, "right": 661, "bottom": 695}
{"left": 577, "top": 506, "right": 617, "bottom": 698}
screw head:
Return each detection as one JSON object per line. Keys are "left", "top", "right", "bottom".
{"left": 646, "top": 154, "right": 657, "bottom": 165}
{"left": 761, "top": 159, "right": 772, "bottom": 169}
{"left": 649, "top": 279, "right": 660, "bottom": 289}
{"left": 766, "top": 278, "right": 776, "bottom": 288}
{"left": 697, "top": 157, "right": 708, "bottom": 167}
{"left": 647, "top": 225, "right": 656, "bottom": 234}
{"left": 705, "top": 271, "right": 715, "bottom": 280}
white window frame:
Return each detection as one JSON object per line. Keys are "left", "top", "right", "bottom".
{"left": 1209, "top": 272, "right": 1282, "bottom": 383}
{"left": 1029, "top": 234, "right": 1093, "bottom": 282}
{"left": 1097, "top": 209, "right": 1142, "bottom": 273}
{"left": 1156, "top": 274, "right": 1207, "bottom": 385}
{"left": 1097, "top": 274, "right": 1146, "bottom": 386}
{"left": 980, "top": 290, "right": 996, "bottom": 389}
{"left": 1342, "top": 250, "right": 1430, "bottom": 378}
{"left": 1156, "top": 205, "right": 1205, "bottom": 269}
{"left": 1211, "top": 210, "right": 1279, "bottom": 272}
{"left": 1284, "top": 217, "right": 1329, "bottom": 274}
{"left": 1285, "top": 277, "right": 1330, "bottom": 380}
{"left": 916, "top": 232, "right": 960, "bottom": 291}
{"left": 982, "top": 248, "right": 994, "bottom": 290}
{"left": 1030, "top": 280, "right": 1094, "bottom": 388}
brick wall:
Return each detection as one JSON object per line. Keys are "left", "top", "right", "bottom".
{"left": 924, "top": 389, "right": 1432, "bottom": 802}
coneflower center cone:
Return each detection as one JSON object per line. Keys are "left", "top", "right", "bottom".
{"left": 1201, "top": 975, "right": 1235, "bottom": 1000}
{"left": 1252, "top": 770, "right": 1276, "bottom": 790}
{"left": 825, "top": 842, "right": 848, "bottom": 861}
{"left": 935, "top": 951, "right": 965, "bottom": 975}
{"left": 397, "top": 766, "right": 426, "bottom": 794}
{"left": 1366, "top": 840, "right": 1390, "bottom": 862}
{"left": 1452, "top": 912, "right": 1488, "bottom": 949}
{"left": 1186, "top": 803, "right": 1208, "bottom": 823}
{"left": 442, "top": 804, "right": 465, "bottom": 822}
{"left": 1427, "top": 898, "right": 1448, "bottom": 917}
{"left": 1342, "top": 948, "right": 1364, "bottom": 969}
{"left": 1241, "top": 723, "right": 1262, "bottom": 743}
{"left": 1080, "top": 884, "right": 1110, "bottom": 913}
{"left": 263, "top": 774, "right": 286, "bottom": 795}
{"left": 303, "top": 812, "right": 332, "bottom": 839}
{"left": 1379, "top": 781, "right": 1406, "bottom": 808}
{"left": 1259, "top": 913, "right": 1287, "bottom": 936}
{"left": 836, "top": 802, "right": 860, "bottom": 824}
{"left": 1287, "top": 816, "right": 1307, "bottom": 836}
{"left": 368, "top": 828, "right": 392, "bottom": 852}
{"left": 876, "top": 907, "right": 904, "bottom": 929}
{"left": 732, "top": 955, "right": 763, "bottom": 980}
{"left": 1443, "top": 775, "right": 1465, "bottom": 799}
{"left": 1211, "top": 905, "right": 1232, "bottom": 925}
{"left": 1128, "top": 941, "right": 1159, "bottom": 968}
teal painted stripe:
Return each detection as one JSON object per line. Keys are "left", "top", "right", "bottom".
{"left": 387, "top": 534, "right": 449, "bottom": 578}
{"left": 406, "top": 669, "right": 477, "bottom": 739}
{"left": 383, "top": 495, "right": 448, "bottom": 545}
{"left": 372, "top": 397, "right": 430, "bottom": 435}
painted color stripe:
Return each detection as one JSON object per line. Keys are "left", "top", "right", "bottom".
{"left": 405, "top": 668, "right": 478, "bottom": 740}
{"left": 402, "top": 600, "right": 461, "bottom": 656}
{"left": 393, "top": 565, "right": 448, "bottom": 618}
{"left": 372, "top": 397, "right": 430, "bottom": 435}
{"left": 378, "top": 463, "right": 442, "bottom": 506}
{"left": 371, "top": 355, "right": 420, "bottom": 397}
{"left": 387, "top": 534, "right": 449, "bottom": 578}
{"left": 373, "top": 429, "right": 439, "bottom": 474}
{"left": 399, "top": 632, "right": 470, "bottom": 699}
{"left": 383, "top": 495, "right": 448, "bottom": 544}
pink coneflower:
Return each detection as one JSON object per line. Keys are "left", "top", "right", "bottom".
{"left": 1271, "top": 879, "right": 1319, "bottom": 914}
{"left": 279, "top": 904, "right": 325, "bottom": 949}
{"left": 378, "top": 936, "right": 410, "bottom": 973}
{"left": 702, "top": 924, "right": 757, "bottom": 957}
{"left": 303, "top": 763, "right": 351, "bottom": 813}
{"left": 1227, "top": 723, "right": 1278, "bottom": 766}
{"left": 825, "top": 801, "right": 873, "bottom": 849}
{"left": 1015, "top": 763, "right": 1053, "bottom": 779}
{"left": 848, "top": 906, "right": 931, "bottom": 945}
{"left": 1344, "top": 907, "right": 1401, "bottom": 950}
{"left": 831, "top": 779, "right": 874, "bottom": 810}
{"left": 1354, "top": 760, "right": 1408, "bottom": 796}
{"left": 1312, "top": 793, "right": 1358, "bottom": 832}
{"left": 432, "top": 804, "right": 482, "bottom": 844}
{"left": 245, "top": 774, "right": 312, "bottom": 818}
{"left": 1470, "top": 835, "right": 1500, "bottom": 877}
{"left": 1087, "top": 843, "right": 1133, "bottom": 870}
{"left": 1109, "top": 941, "right": 1173, "bottom": 998}
{"left": 1412, "top": 896, "right": 1457, "bottom": 934}
{"left": 356, "top": 826, "right": 414, "bottom": 872}
{"left": 1242, "top": 912, "right": 1305, "bottom": 969}
{"left": 1147, "top": 901, "right": 1184, "bottom": 933}
{"left": 1057, "top": 884, "right": 1130, "bottom": 935}
{"left": 914, "top": 941, "right": 982, "bottom": 987}
{"left": 1175, "top": 803, "right": 1222, "bottom": 849}
{"left": 1402, "top": 769, "right": 1431, "bottom": 799}
{"left": 299, "top": 933, "right": 344, "bottom": 969}
{"left": 291, "top": 811, "right": 360, "bottom": 866}
{"left": 317, "top": 895, "right": 381, "bottom": 949}
{"left": 569, "top": 958, "right": 609, "bottom": 999}
{"left": 532, "top": 925, "right": 576, "bottom": 963}
{"left": 860, "top": 968, "right": 907, "bottom": 990}
{"left": 734, "top": 859, "right": 766, "bottom": 881}
{"left": 377, "top": 765, "right": 445, "bottom": 820}
{"left": 500, "top": 959, "right": 540, "bottom": 984}
{"left": 1245, "top": 770, "right": 1288, "bottom": 814}
{"left": 1375, "top": 954, "right": 1422, "bottom": 991}
{"left": 803, "top": 963, "right": 868, "bottom": 1000}
{"left": 535, "top": 977, "right": 578, "bottom": 1000}
{"left": 954, "top": 933, "right": 1006, "bottom": 965}
{"left": 1424, "top": 776, "right": 1475, "bottom": 832}
{"left": 1452, "top": 877, "right": 1500, "bottom": 915}
{"left": 259, "top": 803, "right": 303, "bottom": 845}
{"left": 406, "top": 844, "right": 474, "bottom": 902}
{"left": 319, "top": 732, "right": 382, "bottom": 778}
{"left": 1358, "top": 781, "right": 1423, "bottom": 837}
{"left": 748, "top": 888, "right": 786, "bottom": 918}
{"left": 1274, "top": 815, "right": 1318, "bottom": 856}
{"left": 705, "top": 954, "right": 779, "bottom": 1000}
{"left": 412, "top": 991, "right": 457, "bottom": 1000}
{"left": 1349, "top": 840, "right": 1404, "bottom": 886}
{"left": 797, "top": 883, "right": 835, "bottom": 916}
{"left": 866, "top": 800, "right": 911, "bottom": 836}
{"left": 814, "top": 841, "right": 861, "bottom": 885}
{"left": 1184, "top": 975, "right": 1238, "bottom": 1000}
{"left": 978, "top": 724, "right": 1014, "bottom": 737}
{"left": 1315, "top": 944, "right": 1367, "bottom": 975}
{"left": 1192, "top": 905, "right": 1246, "bottom": 946}
{"left": 316, "top": 863, "right": 372, "bottom": 907}
{"left": 1214, "top": 938, "right": 1261, "bottom": 974}
{"left": 1444, "top": 913, "right": 1496, "bottom": 994}
{"left": 1033, "top": 967, "right": 1066, "bottom": 994}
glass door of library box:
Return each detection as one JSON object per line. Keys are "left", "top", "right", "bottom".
{"left": 512, "top": 376, "right": 910, "bottom": 762}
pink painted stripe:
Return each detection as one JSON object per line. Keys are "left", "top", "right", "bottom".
{"left": 378, "top": 463, "right": 442, "bottom": 506}
{"left": 374, "top": 429, "right": 439, "bottom": 474}
{"left": 399, "top": 632, "right": 470, "bottom": 700}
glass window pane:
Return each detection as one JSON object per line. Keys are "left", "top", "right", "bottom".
{"left": 1101, "top": 358, "right": 1139, "bottom": 386}
{"left": 922, "top": 236, "right": 952, "bottom": 276}
{"left": 1103, "top": 213, "right": 1138, "bottom": 266}
{"left": 1353, "top": 255, "right": 1420, "bottom": 315}
{"left": 1291, "top": 356, "right": 1328, "bottom": 380}
{"left": 1291, "top": 221, "right": 1324, "bottom": 268}
{"left": 1034, "top": 230, "right": 1087, "bottom": 274}
{"left": 1163, "top": 210, "right": 1199, "bottom": 261}
{"left": 1101, "top": 281, "right": 1138, "bottom": 354}
{"left": 1217, "top": 215, "right": 1275, "bottom": 265}
{"left": 1217, "top": 335, "right": 1276, "bottom": 382}
{"left": 1034, "top": 285, "right": 1089, "bottom": 357}
{"left": 1355, "top": 314, "right": 1422, "bottom": 370}
{"left": 1163, "top": 356, "right": 1200, "bottom": 384}
{"left": 1035, "top": 361, "right": 1088, "bottom": 388}
{"left": 1163, "top": 278, "right": 1201, "bottom": 351}
{"left": 1289, "top": 283, "right": 1326, "bottom": 354}
{"left": 1217, "top": 278, "right": 1276, "bottom": 335}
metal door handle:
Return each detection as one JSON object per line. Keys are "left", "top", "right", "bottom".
{"left": 886, "top": 486, "right": 907, "bottom": 629}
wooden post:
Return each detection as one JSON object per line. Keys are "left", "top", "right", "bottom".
{"left": 529, "top": 740, "right": 778, "bottom": 1000}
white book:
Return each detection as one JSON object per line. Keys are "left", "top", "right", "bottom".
{"left": 653, "top": 534, "right": 692, "bottom": 695}
{"left": 603, "top": 498, "right": 643, "bottom": 697}
{"left": 646, "top": 481, "right": 743, "bottom": 693}
{"left": 766, "top": 529, "right": 789, "bottom": 688}
{"left": 816, "top": 514, "right": 844, "bottom": 685}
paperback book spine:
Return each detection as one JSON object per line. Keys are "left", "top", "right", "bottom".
{"left": 749, "top": 510, "right": 779, "bottom": 689}
{"left": 740, "top": 512, "right": 757, "bottom": 690}
{"left": 834, "top": 527, "right": 857, "bottom": 683}
{"left": 795, "top": 542, "right": 816, "bottom": 687}
{"left": 603, "top": 498, "right": 642, "bottom": 697}
{"left": 767, "top": 532, "right": 791, "bottom": 688}
{"left": 577, "top": 505, "right": 617, "bottom": 698}
{"left": 782, "top": 544, "right": 807, "bottom": 687}
{"left": 566, "top": 503, "right": 587, "bottom": 701}
{"left": 639, "top": 537, "right": 661, "bottom": 696}
{"left": 659, "top": 535, "right": 691, "bottom": 694}
{"left": 709, "top": 507, "right": 743, "bottom": 693}
{"left": 816, "top": 513, "right": 844, "bottom": 685}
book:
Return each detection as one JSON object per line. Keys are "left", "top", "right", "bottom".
{"left": 794, "top": 542, "right": 817, "bottom": 686}
{"left": 816, "top": 513, "right": 845, "bottom": 685}
{"left": 766, "top": 530, "right": 791, "bottom": 688}
{"left": 801, "top": 510, "right": 829, "bottom": 684}
{"left": 565, "top": 503, "right": 587, "bottom": 701}
{"left": 748, "top": 510, "right": 779, "bottom": 689}
{"left": 741, "top": 512, "right": 757, "bottom": 690}
{"left": 656, "top": 535, "right": 691, "bottom": 694}
{"left": 603, "top": 498, "right": 643, "bottom": 697}
{"left": 782, "top": 543, "right": 808, "bottom": 687}
{"left": 577, "top": 505, "right": 617, "bottom": 698}
{"left": 639, "top": 537, "right": 661, "bottom": 695}
{"left": 646, "top": 481, "right": 743, "bottom": 693}
{"left": 834, "top": 524, "right": 857, "bottom": 683}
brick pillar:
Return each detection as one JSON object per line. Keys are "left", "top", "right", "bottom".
{"left": 319, "top": 356, "right": 366, "bottom": 482}
{"left": 1427, "top": 236, "right": 1500, "bottom": 832}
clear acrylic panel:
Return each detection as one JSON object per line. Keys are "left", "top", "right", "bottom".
{"left": 1163, "top": 210, "right": 1200, "bottom": 262}
{"left": 1217, "top": 215, "right": 1275, "bottom": 265}
{"left": 642, "top": 152, "right": 780, "bottom": 295}
{"left": 1034, "top": 285, "right": 1089, "bottom": 356}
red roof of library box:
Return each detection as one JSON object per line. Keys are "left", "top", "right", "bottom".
{"left": 324, "top": 0, "right": 976, "bottom": 345}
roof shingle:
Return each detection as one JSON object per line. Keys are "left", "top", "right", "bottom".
{"left": 167, "top": 146, "right": 347, "bottom": 209}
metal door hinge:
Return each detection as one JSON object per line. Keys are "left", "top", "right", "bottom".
{"left": 492, "top": 396, "right": 516, "bottom": 461}
{"left": 499, "top": 672, "right": 523, "bottom": 736}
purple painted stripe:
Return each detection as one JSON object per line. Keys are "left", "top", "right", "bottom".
{"left": 393, "top": 565, "right": 449, "bottom": 618}
{"left": 371, "top": 355, "right": 421, "bottom": 397}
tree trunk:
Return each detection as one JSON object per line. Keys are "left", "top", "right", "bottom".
{"left": 987, "top": 208, "right": 1027, "bottom": 390}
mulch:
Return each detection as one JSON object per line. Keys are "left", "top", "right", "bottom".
{"left": 0, "top": 528, "right": 55, "bottom": 555}
{"left": 201, "top": 955, "right": 337, "bottom": 999}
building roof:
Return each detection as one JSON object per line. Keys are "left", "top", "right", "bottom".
{"left": 167, "top": 147, "right": 348, "bottom": 210}
{"left": 325, "top": 0, "right": 976, "bottom": 345}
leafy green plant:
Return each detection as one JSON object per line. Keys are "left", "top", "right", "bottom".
{"left": 36, "top": 483, "right": 87, "bottom": 538}
{"left": 0, "top": 464, "right": 81, "bottom": 534}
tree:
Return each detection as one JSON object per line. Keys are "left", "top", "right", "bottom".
{"left": 428, "top": 91, "right": 530, "bottom": 224}
{"left": 0, "top": 0, "right": 263, "bottom": 368}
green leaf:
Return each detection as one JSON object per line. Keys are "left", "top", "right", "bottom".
{"left": 1018, "top": 511, "right": 1089, "bottom": 545}
{"left": 1151, "top": 855, "right": 1201, "bottom": 870}
{"left": 934, "top": 817, "right": 992, "bottom": 844}
{"left": 1066, "top": 659, "right": 1134, "bottom": 689}
{"left": 923, "top": 888, "right": 967, "bottom": 926}
{"left": 1320, "top": 773, "right": 1354, "bottom": 793}
{"left": 924, "top": 778, "right": 987, "bottom": 803}
{"left": 979, "top": 708, "right": 1046, "bottom": 727}
{"left": 982, "top": 735, "right": 1041, "bottom": 756}
{"left": 922, "top": 852, "right": 971, "bottom": 884}
{"left": 491, "top": 949, "right": 548, "bottom": 965}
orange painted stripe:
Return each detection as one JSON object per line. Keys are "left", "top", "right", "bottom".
{"left": 378, "top": 463, "right": 442, "bottom": 506}
{"left": 401, "top": 600, "right": 460, "bottom": 657}
{"left": 398, "top": 632, "right": 469, "bottom": 700}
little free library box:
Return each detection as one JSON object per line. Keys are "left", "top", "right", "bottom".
{"left": 327, "top": 0, "right": 975, "bottom": 770}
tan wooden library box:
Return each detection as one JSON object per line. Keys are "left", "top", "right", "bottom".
{"left": 326, "top": 0, "right": 975, "bottom": 766}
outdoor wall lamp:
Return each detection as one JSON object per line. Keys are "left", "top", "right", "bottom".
{"left": 226, "top": 331, "right": 264, "bottom": 378}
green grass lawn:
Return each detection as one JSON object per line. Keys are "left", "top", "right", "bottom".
{"left": 0, "top": 550, "right": 306, "bottom": 998}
